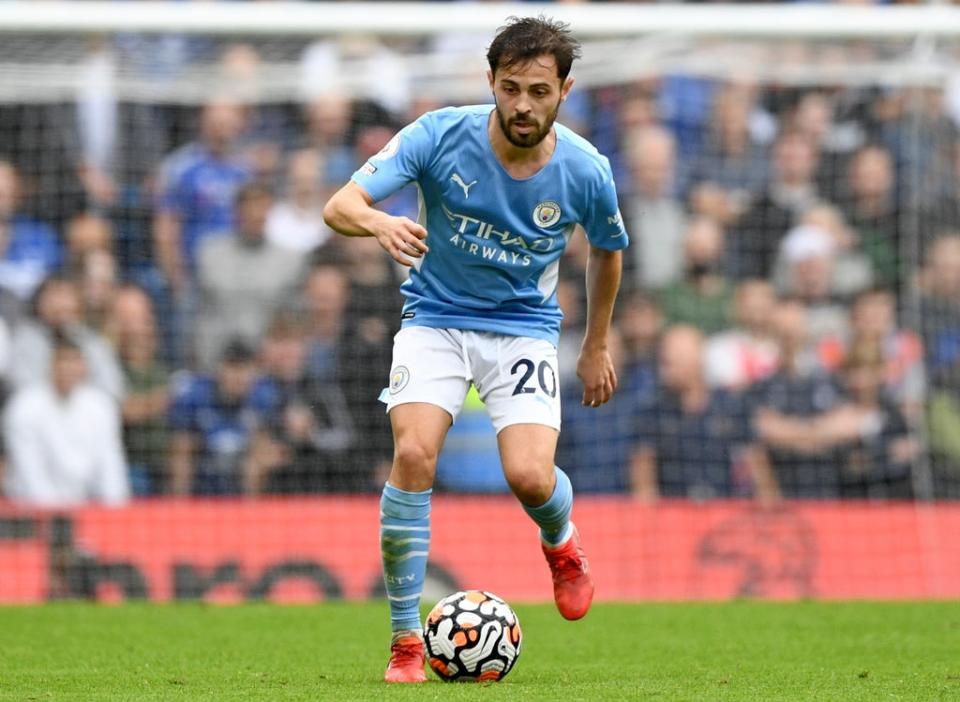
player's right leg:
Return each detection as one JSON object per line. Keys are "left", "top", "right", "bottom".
{"left": 382, "top": 403, "right": 451, "bottom": 683}
{"left": 380, "top": 328, "right": 468, "bottom": 683}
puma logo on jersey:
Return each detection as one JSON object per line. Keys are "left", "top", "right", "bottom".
{"left": 450, "top": 173, "right": 477, "bottom": 199}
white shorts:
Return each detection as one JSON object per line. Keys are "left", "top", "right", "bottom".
{"left": 381, "top": 327, "right": 561, "bottom": 433}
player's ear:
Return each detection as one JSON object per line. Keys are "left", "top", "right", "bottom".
{"left": 487, "top": 69, "right": 495, "bottom": 92}
{"left": 560, "top": 77, "right": 575, "bottom": 102}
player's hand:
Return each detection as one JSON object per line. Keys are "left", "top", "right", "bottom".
{"left": 576, "top": 343, "right": 617, "bottom": 408}
{"left": 372, "top": 214, "right": 429, "bottom": 267}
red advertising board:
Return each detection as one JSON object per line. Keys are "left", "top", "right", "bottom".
{"left": 1, "top": 497, "right": 958, "bottom": 603}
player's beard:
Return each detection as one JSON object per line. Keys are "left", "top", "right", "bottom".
{"left": 495, "top": 98, "right": 561, "bottom": 148}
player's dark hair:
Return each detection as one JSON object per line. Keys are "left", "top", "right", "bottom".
{"left": 487, "top": 16, "right": 582, "bottom": 82}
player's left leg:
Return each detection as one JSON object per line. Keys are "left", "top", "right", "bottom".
{"left": 498, "top": 426, "right": 594, "bottom": 620}
{"left": 471, "top": 332, "right": 593, "bottom": 620}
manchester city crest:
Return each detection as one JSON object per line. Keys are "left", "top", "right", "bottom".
{"left": 533, "top": 201, "right": 561, "bottom": 228}
{"left": 389, "top": 366, "right": 410, "bottom": 394}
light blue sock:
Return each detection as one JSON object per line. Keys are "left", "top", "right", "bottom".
{"left": 522, "top": 467, "right": 574, "bottom": 548}
{"left": 380, "top": 482, "right": 431, "bottom": 633}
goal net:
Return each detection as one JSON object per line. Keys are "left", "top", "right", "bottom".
{"left": 1, "top": 3, "right": 959, "bottom": 603}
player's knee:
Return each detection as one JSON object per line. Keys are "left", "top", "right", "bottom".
{"left": 507, "top": 469, "right": 554, "bottom": 507}
{"left": 393, "top": 438, "right": 438, "bottom": 475}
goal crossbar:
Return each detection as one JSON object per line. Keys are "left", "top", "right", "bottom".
{"left": 4, "top": 2, "right": 960, "bottom": 39}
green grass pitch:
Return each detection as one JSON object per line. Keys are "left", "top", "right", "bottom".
{"left": 1, "top": 602, "right": 958, "bottom": 701}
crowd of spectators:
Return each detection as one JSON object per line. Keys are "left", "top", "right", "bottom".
{"left": 2, "top": 28, "right": 960, "bottom": 507}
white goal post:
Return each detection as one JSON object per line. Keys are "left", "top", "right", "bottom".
{"left": 3, "top": 2, "right": 960, "bottom": 38}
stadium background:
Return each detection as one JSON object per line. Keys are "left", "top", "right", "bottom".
{"left": 1, "top": 1, "right": 960, "bottom": 604}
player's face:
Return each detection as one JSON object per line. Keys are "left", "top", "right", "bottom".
{"left": 488, "top": 55, "right": 573, "bottom": 148}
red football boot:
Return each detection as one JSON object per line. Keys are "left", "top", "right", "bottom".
{"left": 541, "top": 523, "right": 594, "bottom": 620}
{"left": 383, "top": 633, "right": 427, "bottom": 683}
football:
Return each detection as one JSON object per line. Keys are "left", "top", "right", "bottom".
{"left": 423, "top": 590, "right": 522, "bottom": 682}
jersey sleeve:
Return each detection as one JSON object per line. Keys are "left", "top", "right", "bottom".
{"left": 581, "top": 157, "right": 629, "bottom": 251}
{"left": 350, "top": 115, "right": 436, "bottom": 203}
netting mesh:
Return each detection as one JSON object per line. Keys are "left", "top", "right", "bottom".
{"left": 1, "top": 25, "right": 960, "bottom": 602}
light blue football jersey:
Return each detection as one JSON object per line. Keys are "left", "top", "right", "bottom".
{"left": 351, "top": 104, "right": 629, "bottom": 346}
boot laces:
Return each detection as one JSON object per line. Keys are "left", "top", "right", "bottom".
{"left": 390, "top": 640, "right": 423, "bottom": 667}
{"left": 550, "top": 550, "right": 586, "bottom": 582}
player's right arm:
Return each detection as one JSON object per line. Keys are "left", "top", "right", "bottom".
{"left": 325, "top": 114, "right": 436, "bottom": 267}
{"left": 323, "top": 182, "right": 428, "bottom": 267}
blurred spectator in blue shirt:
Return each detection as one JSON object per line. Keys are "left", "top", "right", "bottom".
{"left": 658, "top": 74, "right": 717, "bottom": 167}
{"left": 167, "top": 339, "right": 272, "bottom": 496}
{"left": 153, "top": 98, "right": 251, "bottom": 295}
{"left": 0, "top": 161, "right": 63, "bottom": 310}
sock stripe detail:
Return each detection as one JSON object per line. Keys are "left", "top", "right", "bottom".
{"left": 382, "top": 550, "right": 430, "bottom": 563}
{"left": 382, "top": 537, "right": 430, "bottom": 546}
{"left": 380, "top": 524, "right": 430, "bottom": 532}
{"left": 387, "top": 593, "right": 423, "bottom": 602}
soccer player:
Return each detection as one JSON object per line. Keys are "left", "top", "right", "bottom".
{"left": 323, "top": 17, "right": 628, "bottom": 683}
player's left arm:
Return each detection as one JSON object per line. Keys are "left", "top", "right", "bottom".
{"left": 577, "top": 245, "right": 621, "bottom": 408}
{"left": 577, "top": 157, "right": 628, "bottom": 408}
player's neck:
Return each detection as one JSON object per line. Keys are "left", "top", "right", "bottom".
{"left": 487, "top": 112, "right": 556, "bottom": 179}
